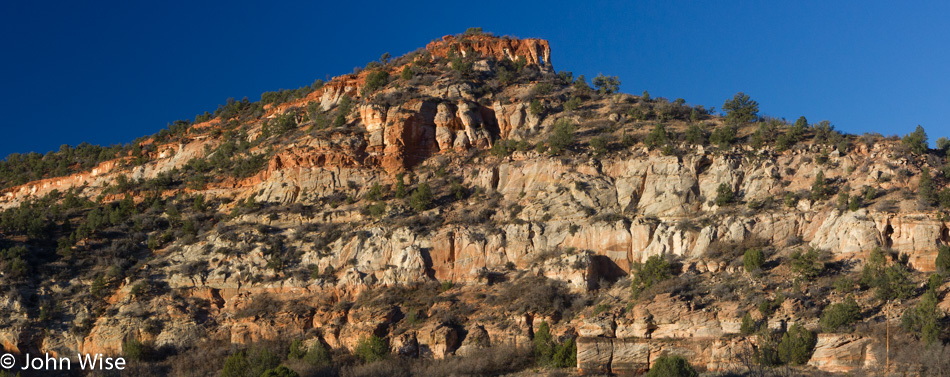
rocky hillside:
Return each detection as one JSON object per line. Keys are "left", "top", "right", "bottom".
{"left": 1, "top": 29, "right": 950, "bottom": 376}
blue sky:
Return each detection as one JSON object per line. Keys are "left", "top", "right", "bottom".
{"left": 1, "top": 1, "right": 948, "bottom": 157}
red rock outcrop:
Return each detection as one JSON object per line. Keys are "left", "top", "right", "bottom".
{"left": 426, "top": 34, "right": 552, "bottom": 70}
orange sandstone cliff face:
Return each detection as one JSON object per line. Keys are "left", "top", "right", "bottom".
{"left": 426, "top": 34, "right": 553, "bottom": 70}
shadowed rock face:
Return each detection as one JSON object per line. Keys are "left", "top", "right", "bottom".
{"left": 0, "top": 33, "right": 947, "bottom": 376}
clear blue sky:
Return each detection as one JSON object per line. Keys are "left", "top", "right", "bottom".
{"left": 2, "top": 1, "right": 948, "bottom": 157}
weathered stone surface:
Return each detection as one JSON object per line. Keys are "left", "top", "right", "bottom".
{"left": 808, "top": 334, "right": 877, "bottom": 373}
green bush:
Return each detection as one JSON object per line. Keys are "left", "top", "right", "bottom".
{"left": 877, "top": 264, "right": 915, "bottom": 301}
{"left": 631, "top": 254, "right": 674, "bottom": 299}
{"left": 722, "top": 92, "right": 759, "bottom": 126}
{"left": 90, "top": 274, "right": 107, "bottom": 298}
{"left": 758, "top": 295, "right": 785, "bottom": 318}
{"left": 589, "top": 136, "right": 608, "bottom": 156}
{"left": 450, "top": 56, "right": 473, "bottom": 75}
{"left": 645, "top": 124, "right": 668, "bottom": 149}
{"left": 592, "top": 73, "right": 620, "bottom": 94}
{"left": 902, "top": 290, "right": 943, "bottom": 344}
{"left": 533, "top": 321, "right": 576, "bottom": 368}
{"left": 123, "top": 338, "right": 147, "bottom": 361}
{"left": 784, "top": 192, "right": 799, "bottom": 208}
{"left": 288, "top": 339, "right": 306, "bottom": 359}
{"left": 261, "top": 366, "right": 299, "bottom": 377}
{"left": 354, "top": 335, "right": 388, "bottom": 363}
{"left": 848, "top": 195, "right": 861, "bottom": 211}
{"left": 743, "top": 248, "right": 765, "bottom": 273}
{"left": 902, "top": 125, "right": 928, "bottom": 154}
{"left": 919, "top": 167, "right": 937, "bottom": 205}
{"left": 645, "top": 355, "right": 698, "bottom": 377}
{"left": 221, "top": 351, "right": 250, "bottom": 377}
{"left": 333, "top": 96, "right": 353, "bottom": 127}
{"left": 529, "top": 99, "right": 544, "bottom": 115}
{"left": 811, "top": 170, "right": 828, "bottom": 201}
{"left": 365, "top": 202, "right": 386, "bottom": 218}
{"left": 709, "top": 125, "right": 737, "bottom": 148}
{"left": 394, "top": 173, "right": 407, "bottom": 199}
{"left": 303, "top": 341, "right": 331, "bottom": 367}
{"left": 409, "top": 182, "right": 434, "bottom": 212}
{"left": 563, "top": 96, "right": 582, "bottom": 112}
{"left": 777, "top": 323, "right": 817, "bottom": 365}
{"left": 820, "top": 296, "right": 862, "bottom": 332}
{"left": 937, "top": 246, "right": 950, "bottom": 273}
{"left": 789, "top": 248, "right": 827, "bottom": 279}
{"left": 715, "top": 183, "right": 736, "bottom": 206}
{"left": 547, "top": 119, "right": 577, "bottom": 155}
{"left": 363, "top": 71, "right": 390, "bottom": 93}
{"left": 685, "top": 124, "right": 706, "bottom": 145}
{"left": 740, "top": 312, "right": 756, "bottom": 335}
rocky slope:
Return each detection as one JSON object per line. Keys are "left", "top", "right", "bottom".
{"left": 0, "top": 31, "right": 949, "bottom": 376}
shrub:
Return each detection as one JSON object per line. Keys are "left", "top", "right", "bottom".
{"left": 902, "top": 290, "right": 943, "bottom": 344}
{"left": 366, "top": 182, "right": 384, "bottom": 201}
{"left": 685, "top": 124, "right": 706, "bottom": 145}
{"left": 811, "top": 170, "right": 828, "bottom": 201}
{"left": 709, "top": 125, "right": 737, "bottom": 148}
{"left": 573, "top": 75, "right": 591, "bottom": 93}
{"left": 123, "top": 338, "right": 147, "bottom": 361}
{"left": 645, "top": 355, "right": 698, "bottom": 377}
{"left": 394, "top": 173, "right": 407, "bottom": 199}
{"left": 221, "top": 351, "right": 250, "bottom": 377}
{"left": 563, "top": 96, "right": 582, "bottom": 112}
{"left": 777, "top": 323, "right": 817, "bottom": 365}
{"left": 919, "top": 167, "right": 937, "bottom": 205}
{"left": 547, "top": 119, "right": 577, "bottom": 155}
{"left": 715, "top": 183, "right": 736, "bottom": 206}
{"left": 451, "top": 181, "right": 466, "bottom": 200}
{"left": 400, "top": 66, "right": 413, "bottom": 80}
{"left": 333, "top": 96, "right": 353, "bottom": 127}
{"left": 877, "top": 264, "right": 915, "bottom": 301}
{"left": 529, "top": 99, "right": 544, "bottom": 115}
{"left": 789, "top": 248, "right": 827, "bottom": 279}
{"left": 303, "top": 341, "right": 331, "bottom": 367}
{"left": 592, "top": 73, "right": 620, "bottom": 94}
{"left": 849, "top": 195, "right": 861, "bottom": 211}
{"left": 364, "top": 70, "right": 390, "bottom": 94}
{"left": 631, "top": 254, "right": 674, "bottom": 299}
{"left": 937, "top": 246, "right": 950, "bottom": 274}
{"left": 354, "top": 335, "right": 388, "bottom": 363}
{"left": 365, "top": 202, "right": 386, "bottom": 218}
{"left": 409, "top": 182, "right": 434, "bottom": 212}
{"left": 589, "top": 136, "right": 608, "bottom": 156}
{"left": 740, "top": 312, "right": 756, "bottom": 335}
{"left": 261, "top": 366, "right": 299, "bottom": 377}
{"left": 722, "top": 92, "right": 759, "bottom": 125}
{"left": 90, "top": 274, "right": 107, "bottom": 298}
{"left": 758, "top": 295, "right": 785, "bottom": 318}
{"left": 288, "top": 339, "right": 306, "bottom": 359}
{"left": 743, "top": 248, "right": 765, "bottom": 273}
{"left": 130, "top": 281, "right": 151, "bottom": 299}
{"left": 644, "top": 124, "right": 668, "bottom": 149}
{"left": 902, "top": 125, "right": 928, "bottom": 154}
{"left": 450, "top": 56, "right": 473, "bottom": 75}
{"left": 784, "top": 192, "right": 799, "bottom": 208}
{"left": 533, "top": 321, "right": 576, "bottom": 368}
{"left": 820, "top": 296, "right": 862, "bottom": 332}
